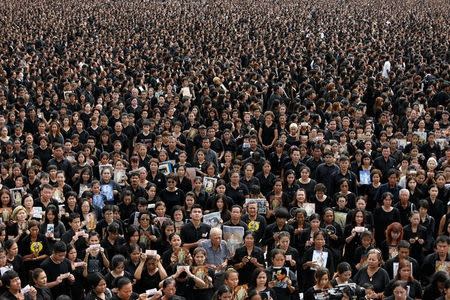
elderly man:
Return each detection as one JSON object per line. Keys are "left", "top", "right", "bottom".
{"left": 394, "top": 188, "right": 416, "bottom": 226}
{"left": 200, "top": 227, "right": 230, "bottom": 271}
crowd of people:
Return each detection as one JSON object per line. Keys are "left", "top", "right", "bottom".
{"left": 0, "top": 0, "right": 450, "bottom": 299}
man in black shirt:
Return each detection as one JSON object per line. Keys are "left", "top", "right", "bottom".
{"left": 305, "top": 145, "right": 323, "bottom": 180}
{"left": 40, "top": 241, "right": 74, "bottom": 298}
{"left": 47, "top": 143, "right": 73, "bottom": 180}
{"left": 180, "top": 204, "right": 211, "bottom": 252}
{"left": 223, "top": 205, "right": 249, "bottom": 231}
{"left": 373, "top": 144, "right": 397, "bottom": 183}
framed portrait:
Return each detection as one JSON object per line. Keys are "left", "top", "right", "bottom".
{"left": 11, "top": 188, "right": 25, "bottom": 206}
{"left": 203, "top": 177, "right": 217, "bottom": 194}
{"left": 203, "top": 212, "right": 222, "bottom": 228}
{"left": 245, "top": 198, "right": 267, "bottom": 214}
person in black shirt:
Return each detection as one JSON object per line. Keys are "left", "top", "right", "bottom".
{"left": 180, "top": 204, "right": 211, "bottom": 252}
{"left": 373, "top": 145, "right": 397, "bottom": 183}
{"left": 47, "top": 143, "right": 73, "bottom": 181}
{"left": 262, "top": 208, "right": 294, "bottom": 254}
{"left": 31, "top": 268, "right": 53, "bottom": 300}
{"left": 40, "top": 241, "right": 75, "bottom": 298}
{"left": 1, "top": 270, "right": 37, "bottom": 300}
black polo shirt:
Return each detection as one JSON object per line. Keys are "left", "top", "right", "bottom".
{"left": 180, "top": 222, "right": 211, "bottom": 247}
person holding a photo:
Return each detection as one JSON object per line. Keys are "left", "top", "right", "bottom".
{"left": 39, "top": 205, "right": 66, "bottom": 249}
{"left": 162, "top": 232, "right": 192, "bottom": 274}
{"left": 66, "top": 243, "right": 86, "bottom": 299}
{"left": 137, "top": 212, "right": 161, "bottom": 250}
{"left": 303, "top": 267, "right": 332, "bottom": 300}
{"left": 321, "top": 208, "right": 344, "bottom": 266}
{"left": 99, "top": 167, "right": 122, "bottom": 205}
{"left": 20, "top": 219, "right": 50, "bottom": 271}
{"left": 383, "top": 259, "right": 422, "bottom": 299}
{"left": 344, "top": 209, "right": 372, "bottom": 263}
{"left": 301, "top": 230, "right": 334, "bottom": 291}
{"left": 31, "top": 268, "right": 53, "bottom": 300}
{"left": 0, "top": 270, "right": 37, "bottom": 300}
{"left": 208, "top": 195, "right": 231, "bottom": 223}
{"left": 266, "top": 249, "right": 297, "bottom": 300}
{"left": 190, "top": 247, "right": 215, "bottom": 299}
{"left": 248, "top": 268, "right": 277, "bottom": 300}
{"left": 40, "top": 241, "right": 76, "bottom": 298}
{"left": 242, "top": 202, "right": 267, "bottom": 247}
{"left": 200, "top": 227, "right": 230, "bottom": 272}
{"left": 232, "top": 231, "right": 265, "bottom": 284}
{"left": 134, "top": 252, "right": 168, "bottom": 294}
{"left": 82, "top": 231, "right": 110, "bottom": 278}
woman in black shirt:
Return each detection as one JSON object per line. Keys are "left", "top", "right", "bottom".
{"left": 134, "top": 253, "right": 168, "bottom": 294}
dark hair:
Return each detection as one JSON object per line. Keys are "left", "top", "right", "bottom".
{"left": 87, "top": 272, "right": 105, "bottom": 289}
{"left": 32, "top": 268, "right": 45, "bottom": 283}
{"left": 125, "top": 225, "right": 140, "bottom": 243}
{"left": 53, "top": 241, "right": 67, "bottom": 253}
{"left": 336, "top": 262, "right": 352, "bottom": 274}
{"left": 191, "top": 203, "right": 203, "bottom": 212}
{"left": 418, "top": 199, "right": 429, "bottom": 209}
{"left": 44, "top": 205, "right": 60, "bottom": 224}
{"left": 351, "top": 209, "right": 366, "bottom": 226}
{"left": 115, "top": 276, "right": 132, "bottom": 290}
{"left": 249, "top": 268, "right": 267, "bottom": 288}
{"left": 162, "top": 277, "right": 176, "bottom": 288}
{"left": 436, "top": 235, "right": 450, "bottom": 245}
{"left": 4, "top": 239, "right": 15, "bottom": 252}
{"left": 391, "top": 280, "right": 408, "bottom": 291}
{"left": 128, "top": 244, "right": 141, "bottom": 255}
{"left": 397, "top": 240, "right": 410, "bottom": 250}
{"left": 161, "top": 220, "right": 175, "bottom": 241}
{"left": 69, "top": 212, "right": 81, "bottom": 222}
{"left": 270, "top": 248, "right": 285, "bottom": 260}
{"left": 444, "top": 278, "right": 450, "bottom": 289}
{"left": 274, "top": 207, "right": 290, "bottom": 219}
{"left": 107, "top": 223, "right": 120, "bottom": 234}
{"left": 2, "top": 270, "right": 19, "bottom": 287}
{"left": 111, "top": 254, "right": 126, "bottom": 270}
{"left": 88, "top": 231, "right": 100, "bottom": 240}
{"left": 214, "top": 285, "right": 233, "bottom": 300}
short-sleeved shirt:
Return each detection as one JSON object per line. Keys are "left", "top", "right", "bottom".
{"left": 199, "top": 239, "right": 230, "bottom": 266}
{"left": 180, "top": 222, "right": 211, "bottom": 247}
{"left": 40, "top": 257, "right": 72, "bottom": 298}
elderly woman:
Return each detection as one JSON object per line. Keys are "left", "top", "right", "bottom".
{"left": 8, "top": 205, "right": 29, "bottom": 243}
{"left": 353, "top": 249, "right": 390, "bottom": 299}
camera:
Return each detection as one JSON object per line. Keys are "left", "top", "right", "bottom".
{"left": 328, "top": 283, "right": 365, "bottom": 300}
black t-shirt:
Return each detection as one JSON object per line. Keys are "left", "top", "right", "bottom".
{"left": 159, "top": 188, "right": 186, "bottom": 214}
{"left": 40, "top": 257, "right": 72, "bottom": 298}
{"left": 180, "top": 222, "right": 211, "bottom": 248}
{"left": 134, "top": 269, "right": 163, "bottom": 293}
